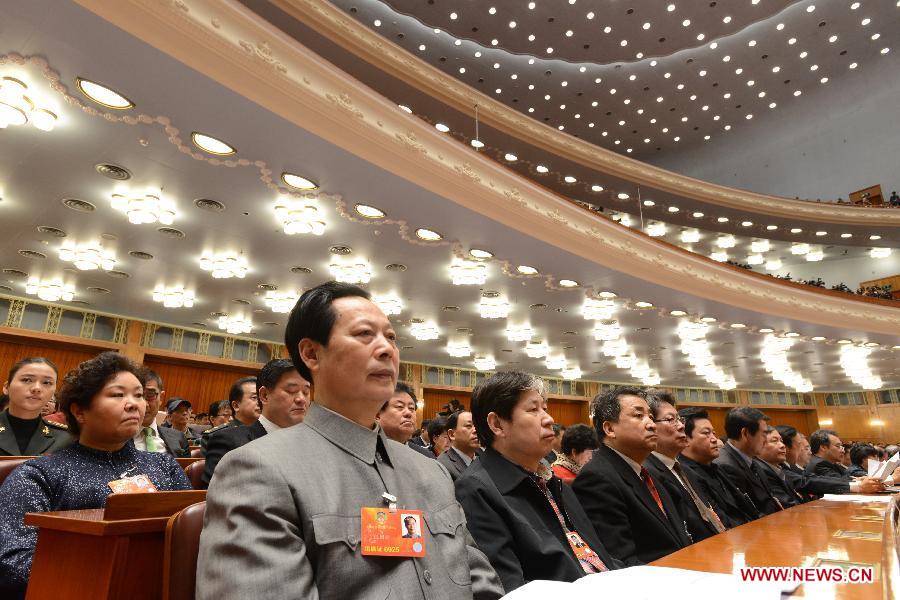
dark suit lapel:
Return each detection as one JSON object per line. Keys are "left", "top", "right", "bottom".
{"left": 604, "top": 447, "right": 677, "bottom": 535}
{"left": 249, "top": 420, "right": 267, "bottom": 441}
{"left": 0, "top": 412, "right": 21, "bottom": 455}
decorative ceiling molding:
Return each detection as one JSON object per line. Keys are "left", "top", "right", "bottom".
{"left": 72, "top": 0, "right": 900, "bottom": 337}
{"left": 265, "top": 0, "right": 900, "bottom": 227}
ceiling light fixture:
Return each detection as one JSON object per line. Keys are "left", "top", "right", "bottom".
{"left": 474, "top": 356, "right": 496, "bottom": 371}
{"left": 218, "top": 315, "right": 252, "bottom": 335}
{"left": 870, "top": 247, "right": 892, "bottom": 258}
{"left": 506, "top": 323, "right": 534, "bottom": 342}
{"left": 447, "top": 340, "right": 471, "bottom": 358}
{"left": 525, "top": 340, "right": 549, "bottom": 358}
{"left": 191, "top": 132, "right": 235, "bottom": 155}
{"left": 479, "top": 295, "right": 511, "bottom": 319}
{"left": 410, "top": 321, "right": 440, "bottom": 341}
{"left": 59, "top": 240, "right": 115, "bottom": 271}
{"left": 0, "top": 77, "right": 58, "bottom": 131}
{"left": 372, "top": 293, "right": 403, "bottom": 316}
{"left": 415, "top": 228, "right": 442, "bottom": 241}
{"left": 516, "top": 265, "right": 538, "bottom": 275}
{"left": 449, "top": 259, "right": 488, "bottom": 285}
{"left": 75, "top": 77, "right": 133, "bottom": 109}
{"left": 152, "top": 285, "right": 195, "bottom": 308}
{"left": 281, "top": 172, "right": 319, "bottom": 190}
{"left": 582, "top": 297, "right": 616, "bottom": 320}
{"left": 264, "top": 290, "right": 300, "bottom": 313}
{"left": 558, "top": 279, "right": 579, "bottom": 288}
{"left": 469, "top": 248, "right": 494, "bottom": 260}
{"left": 110, "top": 191, "right": 176, "bottom": 225}
{"left": 354, "top": 204, "right": 385, "bottom": 219}
{"left": 274, "top": 195, "right": 326, "bottom": 236}
{"left": 25, "top": 277, "right": 74, "bottom": 302}
{"left": 199, "top": 251, "right": 248, "bottom": 279}
{"left": 328, "top": 258, "right": 372, "bottom": 284}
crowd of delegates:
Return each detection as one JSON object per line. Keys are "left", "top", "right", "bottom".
{"left": 0, "top": 280, "right": 899, "bottom": 599}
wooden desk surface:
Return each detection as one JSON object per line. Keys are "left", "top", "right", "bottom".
{"left": 652, "top": 499, "right": 888, "bottom": 599}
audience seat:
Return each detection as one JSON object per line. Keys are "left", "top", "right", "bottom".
{"left": 163, "top": 501, "right": 207, "bottom": 600}
{"left": 184, "top": 459, "right": 206, "bottom": 490}
{"left": 0, "top": 457, "right": 31, "bottom": 486}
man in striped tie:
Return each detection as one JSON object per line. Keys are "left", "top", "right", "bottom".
{"left": 573, "top": 387, "right": 691, "bottom": 565}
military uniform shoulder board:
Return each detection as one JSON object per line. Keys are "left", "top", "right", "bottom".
{"left": 203, "top": 422, "right": 229, "bottom": 436}
{"left": 44, "top": 419, "right": 69, "bottom": 430}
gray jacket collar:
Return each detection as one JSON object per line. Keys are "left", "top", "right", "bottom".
{"left": 303, "top": 402, "right": 390, "bottom": 465}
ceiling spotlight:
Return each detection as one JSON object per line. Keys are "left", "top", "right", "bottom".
{"left": 469, "top": 248, "right": 494, "bottom": 260}
{"left": 111, "top": 191, "right": 175, "bottom": 225}
{"left": 759, "top": 328, "right": 775, "bottom": 334}
{"left": 870, "top": 235, "right": 882, "bottom": 240}
{"left": 692, "top": 212, "right": 704, "bottom": 218}
{"left": 329, "top": 259, "right": 372, "bottom": 284}
{"left": 474, "top": 356, "right": 496, "bottom": 371}
{"left": 191, "top": 132, "right": 235, "bottom": 155}
{"left": 643, "top": 200, "right": 655, "bottom": 207}
{"left": 634, "top": 301, "right": 653, "bottom": 309}
{"left": 536, "top": 165, "right": 549, "bottom": 174}
{"left": 281, "top": 172, "right": 319, "bottom": 190}
{"left": 516, "top": 265, "right": 539, "bottom": 275}
{"left": 558, "top": 279, "right": 579, "bottom": 288}
{"left": 76, "top": 77, "right": 134, "bottom": 109}
{"left": 700, "top": 316, "right": 717, "bottom": 323}
{"left": 354, "top": 204, "right": 386, "bottom": 219}
{"left": 470, "top": 139, "right": 484, "bottom": 149}
{"left": 591, "top": 185, "right": 604, "bottom": 192}
{"left": 398, "top": 104, "right": 413, "bottom": 113}
{"left": 449, "top": 259, "right": 487, "bottom": 285}
{"left": 504, "top": 153, "right": 518, "bottom": 161}
{"left": 415, "top": 228, "right": 443, "bottom": 241}
{"left": 680, "top": 229, "right": 700, "bottom": 243}
{"left": 274, "top": 196, "right": 326, "bottom": 236}
{"left": 670, "top": 310, "right": 687, "bottom": 316}
{"left": 447, "top": 340, "right": 472, "bottom": 358}
{"left": 646, "top": 222, "right": 667, "bottom": 237}
{"left": 435, "top": 123, "right": 450, "bottom": 133}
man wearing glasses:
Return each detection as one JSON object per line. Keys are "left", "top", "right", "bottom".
{"left": 644, "top": 392, "right": 721, "bottom": 543}
{"left": 133, "top": 370, "right": 191, "bottom": 458}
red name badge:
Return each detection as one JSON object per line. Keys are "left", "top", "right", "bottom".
{"left": 565, "top": 532, "right": 597, "bottom": 561}
{"left": 108, "top": 474, "right": 159, "bottom": 494}
{"left": 360, "top": 507, "right": 426, "bottom": 558}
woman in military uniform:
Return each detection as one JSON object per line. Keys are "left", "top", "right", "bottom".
{"left": 0, "top": 357, "right": 70, "bottom": 456}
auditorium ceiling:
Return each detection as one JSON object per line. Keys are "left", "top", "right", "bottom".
{"left": 0, "top": 0, "right": 897, "bottom": 392}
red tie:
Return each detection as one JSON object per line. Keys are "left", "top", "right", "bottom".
{"left": 640, "top": 467, "right": 667, "bottom": 516}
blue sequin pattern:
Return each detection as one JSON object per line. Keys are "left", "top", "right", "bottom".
{"left": 0, "top": 441, "right": 191, "bottom": 598}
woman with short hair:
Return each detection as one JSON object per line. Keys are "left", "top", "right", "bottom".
{"left": 552, "top": 424, "right": 600, "bottom": 485}
{"left": 0, "top": 352, "right": 191, "bottom": 599}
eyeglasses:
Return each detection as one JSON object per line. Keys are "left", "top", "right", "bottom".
{"left": 653, "top": 416, "right": 685, "bottom": 425}
{"left": 145, "top": 390, "right": 160, "bottom": 399}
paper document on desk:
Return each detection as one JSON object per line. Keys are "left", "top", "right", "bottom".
{"left": 821, "top": 494, "right": 893, "bottom": 503}
{"left": 871, "top": 451, "right": 899, "bottom": 481}
{"left": 501, "top": 566, "right": 796, "bottom": 599}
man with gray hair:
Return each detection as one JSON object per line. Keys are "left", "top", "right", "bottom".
{"left": 573, "top": 386, "right": 690, "bottom": 565}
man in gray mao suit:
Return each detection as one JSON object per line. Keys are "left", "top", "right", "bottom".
{"left": 197, "top": 282, "right": 503, "bottom": 600}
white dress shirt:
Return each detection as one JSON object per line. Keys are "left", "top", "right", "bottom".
{"left": 133, "top": 420, "right": 167, "bottom": 453}
{"left": 258, "top": 414, "right": 280, "bottom": 434}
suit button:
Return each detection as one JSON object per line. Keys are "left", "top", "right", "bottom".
{"left": 423, "top": 570, "right": 433, "bottom": 585}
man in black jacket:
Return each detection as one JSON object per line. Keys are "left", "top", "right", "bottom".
{"left": 202, "top": 359, "right": 311, "bottom": 487}
{"left": 644, "top": 393, "right": 720, "bottom": 542}
{"left": 573, "top": 387, "right": 690, "bottom": 565}
{"left": 714, "top": 407, "right": 783, "bottom": 516}
{"left": 803, "top": 429, "right": 884, "bottom": 495}
{"left": 754, "top": 428, "right": 805, "bottom": 508}
{"left": 456, "top": 371, "right": 622, "bottom": 592}
{"left": 678, "top": 407, "right": 757, "bottom": 527}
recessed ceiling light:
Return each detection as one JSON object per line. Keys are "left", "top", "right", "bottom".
{"left": 435, "top": 123, "right": 450, "bottom": 132}
{"left": 730, "top": 323, "right": 746, "bottom": 329}
{"left": 668, "top": 206, "right": 680, "bottom": 213}
{"left": 75, "top": 78, "right": 134, "bottom": 109}
{"left": 692, "top": 212, "right": 704, "bottom": 218}
{"left": 516, "top": 265, "right": 538, "bottom": 275}
{"left": 643, "top": 200, "right": 655, "bottom": 207}
{"left": 791, "top": 228, "right": 802, "bottom": 233}
{"left": 558, "top": 279, "right": 579, "bottom": 287}
{"left": 504, "top": 153, "right": 518, "bottom": 161}
{"left": 670, "top": 310, "right": 687, "bottom": 316}
{"left": 766, "top": 225, "right": 778, "bottom": 230}
{"left": 415, "top": 228, "right": 442, "bottom": 241}
{"left": 617, "top": 193, "right": 629, "bottom": 200}
{"left": 741, "top": 221, "right": 753, "bottom": 227}
{"left": 634, "top": 301, "right": 653, "bottom": 308}
{"left": 811, "top": 336, "right": 826, "bottom": 341}
{"left": 536, "top": 165, "right": 549, "bottom": 174}
{"left": 700, "top": 316, "right": 717, "bottom": 323}
{"left": 837, "top": 339, "right": 852, "bottom": 345}
{"left": 597, "top": 291, "right": 617, "bottom": 299}
{"left": 784, "top": 332, "right": 800, "bottom": 338}
{"left": 398, "top": 104, "right": 413, "bottom": 113}
{"left": 591, "top": 185, "right": 604, "bottom": 192}
{"left": 564, "top": 176, "right": 577, "bottom": 183}
{"left": 759, "top": 328, "right": 774, "bottom": 333}
{"left": 815, "top": 231, "right": 827, "bottom": 236}
{"left": 840, "top": 233, "right": 852, "bottom": 238}
{"left": 354, "top": 204, "right": 385, "bottom": 219}
{"left": 870, "top": 235, "right": 881, "bottom": 240}
{"left": 281, "top": 172, "right": 319, "bottom": 190}
{"left": 806, "top": 5, "right": 815, "bottom": 12}
{"left": 471, "top": 139, "right": 484, "bottom": 149}
{"left": 717, "top": 217, "right": 729, "bottom": 223}
{"left": 191, "top": 132, "right": 235, "bottom": 155}
{"left": 469, "top": 248, "right": 494, "bottom": 259}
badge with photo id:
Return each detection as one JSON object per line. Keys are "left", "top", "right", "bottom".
{"left": 108, "top": 474, "right": 158, "bottom": 494}
{"left": 360, "top": 507, "right": 426, "bottom": 557}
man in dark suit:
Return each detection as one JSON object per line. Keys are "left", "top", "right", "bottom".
{"left": 803, "top": 429, "right": 884, "bottom": 495}
{"left": 754, "top": 428, "right": 805, "bottom": 507}
{"left": 202, "top": 359, "right": 311, "bottom": 487}
{"left": 644, "top": 393, "right": 720, "bottom": 542}
{"left": 200, "top": 377, "right": 258, "bottom": 454}
{"left": 573, "top": 387, "right": 690, "bottom": 565}
{"left": 437, "top": 409, "right": 481, "bottom": 481}
{"left": 456, "top": 371, "right": 622, "bottom": 592}
{"left": 377, "top": 382, "right": 435, "bottom": 459}
{"left": 678, "top": 408, "right": 757, "bottom": 527}
{"left": 132, "top": 370, "right": 189, "bottom": 458}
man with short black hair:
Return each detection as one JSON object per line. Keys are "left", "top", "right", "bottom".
{"left": 437, "top": 410, "right": 481, "bottom": 481}
{"left": 133, "top": 370, "right": 190, "bottom": 458}
{"left": 200, "top": 376, "right": 258, "bottom": 453}
{"left": 376, "top": 381, "right": 418, "bottom": 444}
{"left": 198, "top": 281, "right": 503, "bottom": 599}
{"left": 848, "top": 443, "right": 880, "bottom": 478}
{"left": 714, "top": 407, "right": 782, "bottom": 515}
{"left": 804, "top": 429, "right": 883, "bottom": 494}
{"left": 456, "top": 371, "right": 621, "bottom": 591}
{"left": 573, "top": 387, "right": 690, "bottom": 565}
{"left": 644, "top": 393, "right": 721, "bottom": 542}
{"left": 202, "top": 360, "right": 310, "bottom": 487}
{"left": 678, "top": 407, "right": 756, "bottom": 527}
{"left": 754, "top": 428, "right": 805, "bottom": 507}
